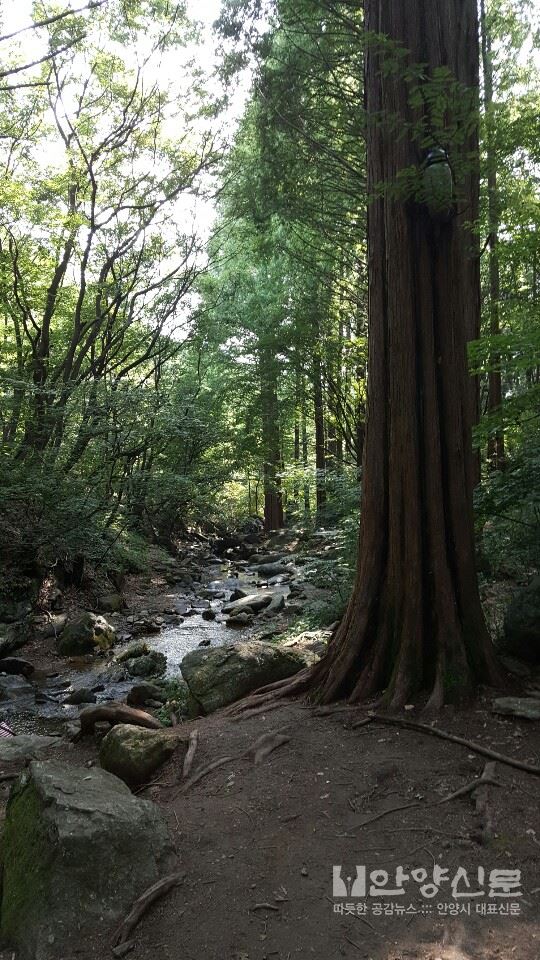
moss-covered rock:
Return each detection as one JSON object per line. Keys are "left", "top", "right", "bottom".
{"left": 57, "top": 613, "right": 116, "bottom": 655}
{"left": 125, "top": 651, "right": 167, "bottom": 678}
{"left": 0, "top": 760, "right": 174, "bottom": 959}
{"left": 99, "top": 723, "right": 183, "bottom": 787}
{"left": 181, "top": 640, "right": 307, "bottom": 714}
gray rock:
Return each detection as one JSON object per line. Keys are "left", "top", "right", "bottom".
{"left": 0, "top": 657, "right": 34, "bottom": 677}
{"left": 222, "top": 591, "right": 274, "bottom": 616}
{"left": 201, "top": 608, "right": 217, "bottom": 621}
{"left": 100, "top": 724, "right": 183, "bottom": 787}
{"left": 0, "top": 622, "right": 30, "bottom": 658}
{"left": 96, "top": 592, "right": 124, "bottom": 613}
{"left": 63, "top": 687, "right": 97, "bottom": 705}
{"left": 117, "top": 641, "right": 149, "bottom": 662}
{"left": 0, "top": 675, "right": 36, "bottom": 710}
{"left": 57, "top": 613, "right": 116, "bottom": 656}
{"left": 254, "top": 562, "right": 295, "bottom": 578}
{"left": 125, "top": 651, "right": 167, "bottom": 678}
{"left": 503, "top": 577, "right": 540, "bottom": 663}
{"left": 181, "top": 640, "right": 307, "bottom": 714}
{"left": 0, "top": 735, "right": 60, "bottom": 764}
{"left": 127, "top": 682, "right": 166, "bottom": 707}
{"left": 0, "top": 760, "right": 174, "bottom": 959}
{"left": 248, "top": 553, "right": 285, "bottom": 565}
{"left": 226, "top": 612, "right": 252, "bottom": 627}
{"left": 492, "top": 697, "right": 540, "bottom": 720}
{"left": 262, "top": 592, "right": 286, "bottom": 616}
{"left": 34, "top": 614, "right": 68, "bottom": 640}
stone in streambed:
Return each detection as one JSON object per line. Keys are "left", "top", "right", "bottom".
{"left": 0, "top": 657, "right": 34, "bottom": 678}
{"left": 57, "top": 613, "right": 116, "bottom": 655}
{"left": 127, "top": 682, "right": 167, "bottom": 707}
{"left": 0, "top": 735, "right": 60, "bottom": 764}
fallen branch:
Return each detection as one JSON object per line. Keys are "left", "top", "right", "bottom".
{"left": 112, "top": 873, "right": 185, "bottom": 948}
{"left": 182, "top": 729, "right": 199, "bottom": 780}
{"left": 79, "top": 702, "right": 162, "bottom": 738}
{"left": 251, "top": 902, "right": 280, "bottom": 912}
{"left": 368, "top": 714, "right": 540, "bottom": 777}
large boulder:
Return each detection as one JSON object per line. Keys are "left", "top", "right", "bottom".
{"left": 100, "top": 724, "right": 183, "bottom": 787}
{"left": 181, "top": 640, "right": 307, "bottom": 714}
{"left": 0, "top": 760, "right": 174, "bottom": 960}
{"left": 57, "top": 613, "right": 116, "bottom": 656}
{"left": 503, "top": 577, "right": 540, "bottom": 663}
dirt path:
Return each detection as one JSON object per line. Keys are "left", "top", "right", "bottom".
{"left": 100, "top": 698, "right": 540, "bottom": 960}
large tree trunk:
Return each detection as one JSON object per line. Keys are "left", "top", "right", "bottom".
{"left": 310, "top": 0, "right": 502, "bottom": 709}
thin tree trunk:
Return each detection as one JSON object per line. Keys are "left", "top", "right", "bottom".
{"left": 481, "top": 0, "right": 504, "bottom": 472}
{"left": 310, "top": 0, "right": 502, "bottom": 709}
{"left": 313, "top": 319, "right": 326, "bottom": 513}
{"left": 260, "top": 346, "right": 284, "bottom": 531}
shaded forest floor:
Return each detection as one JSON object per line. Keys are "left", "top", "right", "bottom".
{"left": 5, "top": 697, "right": 536, "bottom": 960}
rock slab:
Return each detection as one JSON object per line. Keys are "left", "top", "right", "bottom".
{"left": 492, "top": 697, "right": 540, "bottom": 720}
{"left": 1, "top": 760, "right": 174, "bottom": 960}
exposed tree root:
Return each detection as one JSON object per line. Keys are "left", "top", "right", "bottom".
{"left": 368, "top": 714, "right": 540, "bottom": 777}
{"left": 229, "top": 701, "right": 291, "bottom": 722}
{"left": 112, "top": 873, "right": 185, "bottom": 948}
{"left": 251, "top": 731, "right": 291, "bottom": 765}
{"left": 223, "top": 667, "right": 312, "bottom": 717}
{"left": 182, "top": 729, "right": 199, "bottom": 780}
{"left": 355, "top": 800, "right": 422, "bottom": 828}
{"left": 78, "top": 702, "right": 162, "bottom": 738}
{"left": 181, "top": 756, "right": 235, "bottom": 793}
{"left": 474, "top": 762, "right": 497, "bottom": 843}
{"left": 438, "top": 765, "right": 501, "bottom": 805}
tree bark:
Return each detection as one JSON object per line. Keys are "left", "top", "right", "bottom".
{"left": 310, "top": 0, "right": 502, "bottom": 709}
{"left": 480, "top": 0, "right": 505, "bottom": 472}
{"left": 260, "top": 346, "right": 284, "bottom": 531}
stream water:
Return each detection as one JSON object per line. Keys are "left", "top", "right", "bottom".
{"left": 1, "top": 556, "right": 293, "bottom": 735}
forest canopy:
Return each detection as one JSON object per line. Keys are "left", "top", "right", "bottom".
{"left": 1, "top": 0, "right": 539, "bottom": 621}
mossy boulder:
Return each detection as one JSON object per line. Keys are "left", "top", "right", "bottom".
{"left": 181, "top": 640, "right": 307, "bottom": 715}
{"left": 57, "top": 613, "right": 116, "bottom": 656}
{"left": 0, "top": 760, "right": 174, "bottom": 960}
{"left": 503, "top": 577, "right": 540, "bottom": 663}
{"left": 117, "top": 643, "right": 167, "bottom": 678}
{"left": 100, "top": 723, "right": 183, "bottom": 787}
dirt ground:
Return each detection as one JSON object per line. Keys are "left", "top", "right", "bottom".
{"left": 13, "top": 694, "right": 531, "bottom": 960}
